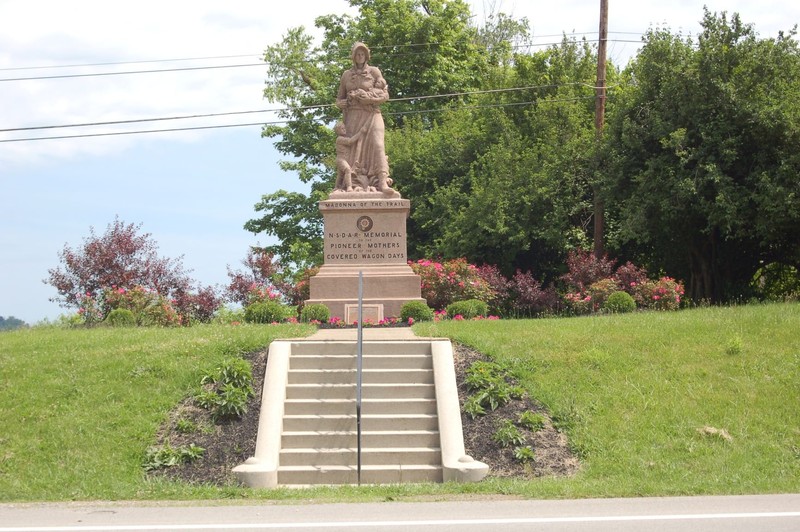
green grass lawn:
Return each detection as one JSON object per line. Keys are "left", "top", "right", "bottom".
{"left": 0, "top": 304, "right": 797, "bottom": 502}
{"left": 416, "top": 302, "right": 800, "bottom": 498}
{"left": 0, "top": 323, "right": 315, "bottom": 501}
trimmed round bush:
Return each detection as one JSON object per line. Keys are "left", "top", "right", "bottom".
{"left": 604, "top": 291, "right": 636, "bottom": 313}
{"left": 400, "top": 300, "right": 434, "bottom": 322}
{"left": 300, "top": 303, "right": 330, "bottom": 323}
{"left": 446, "top": 299, "right": 489, "bottom": 319}
{"left": 105, "top": 308, "right": 136, "bottom": 327}
{"left": 244, "top": 300, "right": 290, "bottom": 324}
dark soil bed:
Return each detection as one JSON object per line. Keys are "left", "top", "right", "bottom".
{"left": 149, "top": 342, "right": 579, "bottom": 485}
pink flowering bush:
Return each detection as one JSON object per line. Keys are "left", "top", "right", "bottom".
{"left": 634, "top": 277, "right": 685, "bottom": 310}
{"left": 613, "top": 262, "right": 649, "bottom": 295}
{"left": 587, "top": 278, "right": 620, "bottom": 309}
{"left": 75, "top": 292, "right": 104, "bottom": 325}
{"left": 563, "top": 291, "right": 594, "bottom": 315}
{"left": 104, "top": 285, "right": 182, "bottom": 326}
{"left": 244, "top": 283, "right": 282, "bottom": 305}
{"left": 410, "top": 258, "right": 494, "bottom": 310}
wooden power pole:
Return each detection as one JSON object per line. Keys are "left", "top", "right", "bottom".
{"left": 593, "top": 0, "right": 609, "bottom": 259}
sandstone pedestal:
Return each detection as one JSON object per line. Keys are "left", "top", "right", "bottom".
{"left": 306, "top": 197, "right": 424, "bottom": 321}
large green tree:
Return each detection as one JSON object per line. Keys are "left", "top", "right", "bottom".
{"left": 247, "top": 0, "right": 606, "bottom": 281}
{"left": 605, "top": 10, "right": 800, "bottom": 300}
{"left": 390, "top": 36, "right": 602, "bottom": 278}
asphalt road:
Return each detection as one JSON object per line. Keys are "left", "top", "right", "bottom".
{"left": 1, "top": 494, "right": 799, "bottom": 532}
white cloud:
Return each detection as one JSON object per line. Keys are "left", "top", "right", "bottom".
{"left": 0, "top": 0, "right": 355, "bottom": 166}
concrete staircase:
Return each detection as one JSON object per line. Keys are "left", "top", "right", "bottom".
{"left": 279, "top": 341, "right": 441, "bottom": 485}
{"left": 233, "top": 336, "right": 489, "bottom": 488}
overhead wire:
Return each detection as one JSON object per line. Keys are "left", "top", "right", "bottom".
{"left": 1, "top": 81, "right": 623, "bottom": 137}
{"left": 1, "top": 32, "right": 635, "bottom": 142}
{"left": 0, "top": 54, "right": 260, "bottom": 72}
{"left": 0, "top": 31, "right": 645, "bottom": 74}
{"left": 0, "top": 32, "right": 645, "bottom": 82}
{"left": 0, "top": 93, "right": 612, "bottom": 143}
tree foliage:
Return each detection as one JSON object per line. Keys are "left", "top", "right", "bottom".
{"left": 45, "top": 218, "right": 192, "bottom": 309}
{"left": 249, "top": 3, "right": 799, "bottom": 303}
{"left": 606, "top": 10, "right": 800, "bottom": 299}
{"left": 247, "top": 0, "right": 500, "bottom": 269}
{"left": 0, "top": 316, "right": 28, "bottom": 331}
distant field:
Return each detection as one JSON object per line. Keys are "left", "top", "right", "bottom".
{"left": 0, "top": 304, "right": 797, "bottom": 502}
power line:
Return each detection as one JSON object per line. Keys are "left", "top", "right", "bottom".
{"left": 0, "top": 109, "right": 287, "bottom": 133}
{"left": 0, "top": 34, "right": 647, "bottom": 82}
{"left": 0, "top": 54, "right": 260, "bottom": 72}
{"left": 0, "top": 63, "right": 265, "bottom": 83}
{"left": 1, "top": 82, "right": 615, "bottom": 134}
{"left": 0, "top": 93, "right": 610, "bottom": 143}
{"left": 0, "top": 30, "right": 643, "bottom": 73}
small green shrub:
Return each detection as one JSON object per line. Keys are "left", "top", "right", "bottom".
{"left": 446, "top": 299, "right": 488, "bottom": 319}
{"left": 244, "top": 300, "right": 290, "bottom": 324}
{"left": 400, "top": 300, "right": 435, "bottom": 322}
{"left": 175, "top": 418, "right": 197, "bottom": 434}
{"left": 513, "top": 445, "right": 536, "bottom": 463}
{"left": 463, "top": 360, "right": 519, "bottom": 414}
{"left": 463, "top": 395, "right": 487, "bottom": 419}
{"left": 464, "top": 360, "right": 506, "bottom": 392}
{"left": 195, "top": 357, "right": 255, "bottom": 421}
{"left": 518, "top": 411, "right": 546, "bottom": 431}
{"left": 493, "top": 419, "right": 526, "bottom": 448}
{"left": 143, "top": 443, "right": 204, "bottom": 471}
{"left": 604, "top": 291, "right": 636, "bottom": 313}
{"left": 105, "top": 308, "right": 135, "bottom": 327}
{"left": 300, "top": 304, "right": 330, "bottom": 323}
{"left": 726, "top": 335, "right": 744, "bottom": 356}
{"left": 213, "top": 306, "right": 245, "bottom": 324}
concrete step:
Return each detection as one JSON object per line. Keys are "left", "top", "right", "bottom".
{"left": 288, "top": 368, "right": 434, "bottom": 385}
{"left": 285, "top": 383, "right": 435, "bottom": 400}
{"left": 281, "top": 430, "right": 440, "bottom": 449}
{"left": 289, "top": 354, "right": 432, "bottom": 370}
{"left": 277, "top": 464, "right": 443, "bottom": 485}
{"left": 283, "top": 398, "right": 438, "bottom": 415}
{"left": 282, "top": 414, "right": 439, "bottom": 432}
{"left": 289, "top": 341, "right": 432, "bottom": 357}
{"left": 279, "top": 446, "right": 441, "bottom": 467}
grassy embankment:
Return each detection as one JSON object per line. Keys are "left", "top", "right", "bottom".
{"left": 0, "top": 303, "right": 797, "bottom": 501}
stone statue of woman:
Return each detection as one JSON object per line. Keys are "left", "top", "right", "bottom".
{"left": 332, "top": 42, "right": 400, "bottom": 198}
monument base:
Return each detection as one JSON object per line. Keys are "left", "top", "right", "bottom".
{"left": 307, "top": 264, "right": 425, "bottom": 322}
{"left": 306, "top": 196, "right": 424, "bottom": 321}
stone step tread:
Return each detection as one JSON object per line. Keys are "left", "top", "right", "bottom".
{"left": 289, "top": 354, "right": 432, "bottom": 364}
{"left": 280, "top": 446, "right": 440, "bottom": 453}
{"left": 283, "top": 398, "right": 438, "bottom": 415}
{"left": 289, "top": 368, "right": 432, "bottom": 373}
{"left": 282, "top": 429, "right": 439, "bottom": 436}
{"left": 288, "top": 343, "right": 432, "bottom": 356}
{"left": 278, "top": 464, "right": 442, "bottom": 472}
{"left": 284, "top": 398, "right": 436, "bottom": 404}
{"left": 284, "top": 414, "right": 436, "bottom": 420}
{"left": 286, "top": 382, "right": 434, "bottom": 388}
{"left": 288, "top": 368, "right": 433, "bottom": 382}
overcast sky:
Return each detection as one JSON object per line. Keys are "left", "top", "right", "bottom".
{"left": 2, "top": 0, "right": 798, "bottom": 324}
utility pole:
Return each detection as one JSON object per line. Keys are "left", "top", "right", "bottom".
{"left": 593, "top": 0, "right": 609, "bottom": 259}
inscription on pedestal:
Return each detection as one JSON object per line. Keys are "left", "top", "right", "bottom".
{"left": 321, "top": 199, "right": 409, "bottom": 265}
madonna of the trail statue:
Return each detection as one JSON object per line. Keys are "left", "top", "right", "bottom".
{"left": 304, "top": 41, "right": 423, "bottom": 323}
{"left": 332, "top": 42, "right": 400, "bottom": 198}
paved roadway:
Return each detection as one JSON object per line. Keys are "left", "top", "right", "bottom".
{"left": 1, "top": 494, "right": 799, "bottom": 532}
